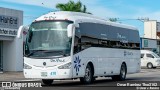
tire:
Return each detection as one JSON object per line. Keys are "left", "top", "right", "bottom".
{"left": 42, "top": 79, "right": 53, "bottom": 85}
{"left": 112, "top": 63, "right": 127, "bottom": 81}
{"left": 80, "top": 64, "right": 94, "bottom": 84}
{"left": 147, "top": 63, "right": 153, "bottom": 69}
{"left": 153, "top": 67, "right": 156, "bottom": 69}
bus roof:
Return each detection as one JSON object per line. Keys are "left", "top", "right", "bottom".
{"left": 35, "top": 11, "right": 138, "bottom": 30}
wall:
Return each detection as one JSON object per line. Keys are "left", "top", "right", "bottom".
{"left": 3, "top": 34, "right": 23, "bottom": 71}
{"left": 144, "top": 21, "right": 157, "bottom": 39}
{"left": 0, "top": 7, "right": 23, "bottom": 71}
{"left": 0, "top": 7, "right": 23, "bottom": 29}
{"left": 141, "top": 38, "right": 157, "bottom": 49}
{"left": 3, "top": 40, "right": 15, "bottom": 71}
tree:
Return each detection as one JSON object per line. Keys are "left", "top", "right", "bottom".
{"left": 109, "top": 18, "right": 118, "bottom": 22}
{"left": 56, "top": 1, "right": 91, "bottom": 14}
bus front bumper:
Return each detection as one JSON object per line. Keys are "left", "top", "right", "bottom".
{"left": 23, "top": 69, "right": 72, "bottom": 79}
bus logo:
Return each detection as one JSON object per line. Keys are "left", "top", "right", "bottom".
{"left": 50, "top": 58, "right": 65, "bottom": 62}
{"left": 43, "top": 62, "right": 46, "bottom": 66}
{"left": 124, "top": 51, "right": 133, "bottom": 56}
{"left": 74, "top": 56, "right": 81, "bottom": 75}
{"left": 124, "top": 51, "right": 127, "bottom": 56}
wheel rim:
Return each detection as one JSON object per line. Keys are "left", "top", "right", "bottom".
{"left": 85, "top": 67, "right": 91, "bottom": 81}
{"left": 148, "top": 64, "right": 152, "bottom": 68}
{"left": 121, "top": 65, "right": 126, "bottom": 78}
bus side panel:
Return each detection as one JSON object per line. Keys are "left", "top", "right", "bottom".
{"left": 72, "top": 53, "right": 86, "bottom": 78}
{"left": 72, "top": 47, "right": 140, "bottom": 78}
{"left": 72, "top": 22, "right": 140, "bottom": 78}
{"left": 125, "top": 50, "right": 141, "bottom": 74}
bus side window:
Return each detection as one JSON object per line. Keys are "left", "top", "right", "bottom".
{"left": 132, "top": 43, "right": 136, "bottom": 48}
{"left": 136, "top": 43, "right": 140, "bottom": 48}
{"left": 74, "top": 36, "right": 81, "bottom": 53}
{"left": 74, "top": 28, "right": 82, "bottom": 54}
{"left": 116, "top": 41, "right": 121, "bottom": 47}
{"left": 110, "top": 41, "right": 117, "bottom": 47}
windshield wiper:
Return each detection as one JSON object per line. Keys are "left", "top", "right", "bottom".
{"left": 43, "top": 50, "right": 69, "bottom": 57}
{"left": 27, "top": 50, "right": 47, "bottom": 57}
{"left": 27, "top": 50, "right": 69, "bottom": 57}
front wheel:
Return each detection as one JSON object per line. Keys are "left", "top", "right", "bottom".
{"left": 112, "top": 63, "right": 127, "bottom": 81}
{"left": 147, "top": 63, "right": 153, "bottom": 69}
{"left": 42, "top": 79, "right": 54, "bottom": 85}
{"left": 80, "top": 64, "right": 94, "bottom": 84}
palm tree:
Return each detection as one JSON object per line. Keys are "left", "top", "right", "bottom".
{"left": 56, "top": 1, "right": 90, "bottom": 14}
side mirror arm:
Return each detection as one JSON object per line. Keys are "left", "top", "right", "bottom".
{"left": 17, "top": 26, "right": 29, "bottom": 39}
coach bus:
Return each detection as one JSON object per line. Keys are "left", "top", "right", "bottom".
{"left": 22, "top": 11, "right": 141, "bottom": 85}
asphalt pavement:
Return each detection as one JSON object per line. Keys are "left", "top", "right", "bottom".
{"left": 0, "top": 68, "right": 160, "bottom": 81}
{"left": 0, "top": 68, "right": 160, "bottom": 90}
{"left": 0, "top": 71, "right": 38, "bottom": 81}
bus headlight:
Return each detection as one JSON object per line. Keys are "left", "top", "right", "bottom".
{"left": 24, "top": 63, "right": 32, "bottom": 69}
{"left": 58, "top": 62, "right": 72, "bottom": 69}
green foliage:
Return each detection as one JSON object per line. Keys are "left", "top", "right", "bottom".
{"left": 56, "top": 0, "right": 91, "bottom": 14}
{"left": 109, "top": 18, "right": 118, "bottom": 22}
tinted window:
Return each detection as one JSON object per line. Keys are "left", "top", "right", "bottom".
{"left": 79, "top": 23, "right": 140, "bottom": 50}
{"left": 25, "top": 20, "right": 73, "bottom": 58}
{"left": 146, "top": 54, "right": 154, "bottom": 58}
{"left": 141, "top": 54, "right": 144, "bottom": 58}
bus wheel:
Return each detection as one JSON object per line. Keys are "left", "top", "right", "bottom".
{"left": 112, "top": 63, "right": 127, "bottom": 81}
{"left": 42, "top": 79, "right": 53, "bottom": 85}
{"left": 147, "top": 63, "right": 153, "bottom": 69}
{"left": 80, "top": 64, "right": 93, "bottom": 84}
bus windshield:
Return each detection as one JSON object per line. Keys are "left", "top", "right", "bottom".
{"left": 25, "top": 20, "right": 73, "bottom": 58}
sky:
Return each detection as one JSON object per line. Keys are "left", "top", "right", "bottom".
{"left": 1, "top": 0, "right": 160, "bottom": 36}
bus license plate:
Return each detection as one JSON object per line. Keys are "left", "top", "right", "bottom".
{"left": 41, "top": 72, "right": 47, "bottom": 77}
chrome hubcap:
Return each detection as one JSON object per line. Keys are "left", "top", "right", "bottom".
{"left": 85, "top": 68, "right": 90, "bottom": 81}
{"left": 148, "top": 64, "right": 152, "bottom": 68}
{"left": 121, "top": 66, "right": 126, "bottom": 78}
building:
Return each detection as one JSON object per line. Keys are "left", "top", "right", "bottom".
{"left": 0, "top": 7, "right": 23, "bottom": 71}
{"left": 140, "top": 38, "right": 157, "bottom": 52}
{"left": 144, "top": 20, "right": 160, "bottom": 54}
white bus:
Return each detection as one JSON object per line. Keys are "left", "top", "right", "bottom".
{"left": 22, "top": 11, "right": 141, "bottom": 85}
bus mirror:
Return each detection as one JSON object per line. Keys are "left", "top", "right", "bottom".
{"left": 67, "top": 24, "right": 74, "bottom": 37}
{"left": 28, "top": 30, "right": 33, "bottom": 43}
{"left": 17, "top": 26, "right": 29, "bottom": 39}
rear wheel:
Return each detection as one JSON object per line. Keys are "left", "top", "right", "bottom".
{"left": 147, "top": 63, "right": 153, "bottom": 69}
{"left": 80, "top": 64, "right": 94, "bottom": 84}
{"left": 42, "top": 79, "right": 53, "bottom": 85}
{"left": 112, "top": 63, "right": 127, "bottom": 81}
